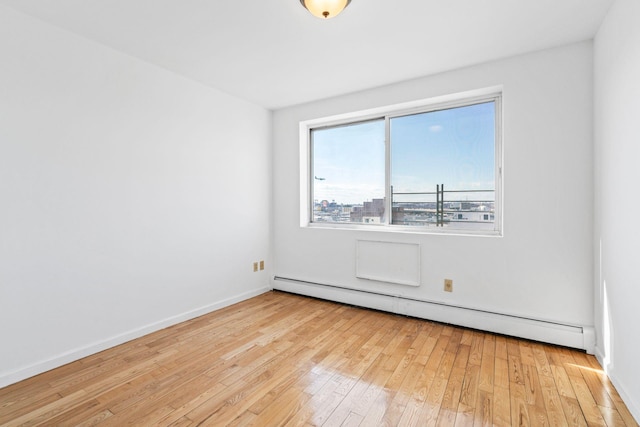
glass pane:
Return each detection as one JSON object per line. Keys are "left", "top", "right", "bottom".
{"left": 390, "top": 101, "right": 496, "bottom": 230}
{"left": 312, "top": 119, "right": 386, "bottom": 224}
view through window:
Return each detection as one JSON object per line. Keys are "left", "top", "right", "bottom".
{"left": 312, "top": 119, "right": 386, "bottom": 224}
{"left": 310, "top": 95, "right": 501, "bottom": 233}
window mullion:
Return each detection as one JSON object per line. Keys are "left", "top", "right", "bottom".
{"left": 385, "top": 116, "right": 391, "bottom": 226}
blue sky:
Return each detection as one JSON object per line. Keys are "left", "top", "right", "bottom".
{"left": 313, "top": 102, "right": 495, "bottom": 205}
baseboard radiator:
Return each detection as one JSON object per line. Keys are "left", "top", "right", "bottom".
{"left": 272, "top": 276, "right": 595, "bottom": 354}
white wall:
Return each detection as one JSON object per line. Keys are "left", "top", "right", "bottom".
{"left": 273, "top": 43, "right": 594, "bottom": 340}
{"left": 0, "top": 5, "right": 271, "bottom": 386}
{"left": 594, "top": 0, "right": 640, "bottom": 420}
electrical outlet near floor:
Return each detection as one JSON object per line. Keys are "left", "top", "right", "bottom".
{"left": 259, "top": 260, "right": 264, "bottom": 270}
{"left": 444, "top": 279, "right": 453, "bottom": 292}
{"left": 253, "top": 262, "right": 259, "bottom": 272}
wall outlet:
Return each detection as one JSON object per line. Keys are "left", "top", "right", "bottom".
{"left": 259, "top": 260, "right": 265, "bottom": 270}
{"left": 253, "top": 262, "right": 259, "bottom": 272}
{"left": 444, "top": 279, "right": 453, "bottom": 292}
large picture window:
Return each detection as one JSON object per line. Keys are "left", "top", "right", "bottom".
{"left": 307, "top": 92, "right": 502, "bottom": 235}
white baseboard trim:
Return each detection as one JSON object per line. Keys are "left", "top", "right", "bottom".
{"left": 273, "top": 277, "right": 594, "bottom": 353}
{"left": 594, "top": 347, "right": 640, "bottom": 424}
{"left": 0, "top": 286, "right": 271, "bottom": 389}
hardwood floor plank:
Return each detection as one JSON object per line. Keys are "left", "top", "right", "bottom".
{"left": 31, "top": 398, "right": 108, "bottom": 427}
{"left": 389, "top": 354, "right": 439, "bottom": 425}
{"left": 454, "top": 364, "right": 480, "bottom": 426}
{"left": 1, "top": 390, "right": 87, "bottom": 427}
{"left": 248, "top": 385, "right": 311, "bottom": 426}
{"left": 569, "top": 349, "right": 632, "bottom": 427}
{"left": 530, "top": 343, "right": 553, "bottom": 378}
{"left": 537, "top": 373, "right": 569, "bottom": 427}
{"left": 0, "top": 391, "right": 63, "bottom": 424}
{"left": 609, "top": 389, "right": 639, "bottom": 426}
{"left": 416, "top": 332, "right": 458, "bottom": 425}
{"left": 467, "top": 332, "right": 484, "bottom": 367}
{"left": 460, "top": 329, "right": 475, "bottom": 347}
{"left": 399, "top": 333, "right": 451, "bottom": 425}
{"left": 0, "top": 291, "right": 636, "bottom": 427}
{"left": 494, "top": 357, "right": 510, "bottom": 390}
{"left": 551, "top": 365, "right": 578, "bottom": 399}
{"left": 478, "top": 334, "right": 495, "bottom": 394}
{"left": 325, "top": 327, "right": 407, "bottom": 425}
{"left": 340, "top": 411, "right": 364, "bottom": 427}
{"left": 569, "top": 374, "right": 608, "bottom": 427}
{"left": 559, "top": 395, "right": 588, "bottom": 427}
{"left": 599, "top": 404, "right": 629, "bottom": 427}
{"left": 522, "top": 364, "right": 544, "bottom": 408}
{"left": 519, "top": 341, "right": 537, "bottom": 368}
{"left": 495, "top": 335, "right": 509, "bottom": 360}
{"left": 550, "top": 364, "right": 586, "bottom": 425}
{"left": 508, "top": 356, "right": 530, "bottom": 427}
{"left": 493, "top": 385, "right": 511, "bottom": 427}
{"left": 473, "top": 389, "right": 493, "bottom": 427}
{"left": 430, "top": 346, "right": 470, "bottom": 426}
{"left": 73, "top": 409, "right": 114, "bottom": 427}
{"left": 460, "top": 352, "right": 478, "bottom": 409}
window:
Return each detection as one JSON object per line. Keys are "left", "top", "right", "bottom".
{"left": 305, "top": 92, "right": 502, "bottom": 235}
{"left": 311, "top": 119, "right": 386, "bottom": 223}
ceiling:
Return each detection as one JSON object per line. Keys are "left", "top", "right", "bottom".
{"left": 1, "top": 0, "right": 613, "bottom": 109}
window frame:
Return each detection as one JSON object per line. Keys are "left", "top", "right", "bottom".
{"left": 300, "top": 88, "right": 503, "bottom": 236}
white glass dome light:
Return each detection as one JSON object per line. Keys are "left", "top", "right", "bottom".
{"left": 299, "top": 0, "right": 352, "bottom": 19}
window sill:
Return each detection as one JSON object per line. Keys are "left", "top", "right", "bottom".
{"left": 304, "top": 222, "right": 503, "bottom": 238}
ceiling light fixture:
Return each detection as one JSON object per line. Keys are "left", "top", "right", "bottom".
{"left": 299, "top": 0, "right": 351, "bottom": 19}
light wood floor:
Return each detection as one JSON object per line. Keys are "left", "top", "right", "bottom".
{"left": 0, "top": 291, "right": 636, "bottom": 427}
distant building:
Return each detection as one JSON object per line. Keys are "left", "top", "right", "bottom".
{"left": 452, "top": 212, "right": 494, "bottom": 222}
{"left": 392, "top": 206, "right": 405, "bottom": 223}
{"left": 350, "top": 198, "right": 385, "bottom": 223}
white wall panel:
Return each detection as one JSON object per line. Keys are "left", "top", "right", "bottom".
{"left": 0, "top": 5, "right": 272, "bottom": 386}
{"left": 273, "top": 42, "right": 594, "bottom": 336}
{"left": 594, "top": 0, "right": 640, "bottom": 421}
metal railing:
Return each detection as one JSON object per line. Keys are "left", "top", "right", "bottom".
{"left": 392, "top": 184, "right": 495, "bottom": 227}
{"left": 312, "top": 185, "right": 495, "bottom": 227}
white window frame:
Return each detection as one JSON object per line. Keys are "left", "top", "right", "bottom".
{"left": 300, "top": 87, "right": 503, "bottom": 236}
